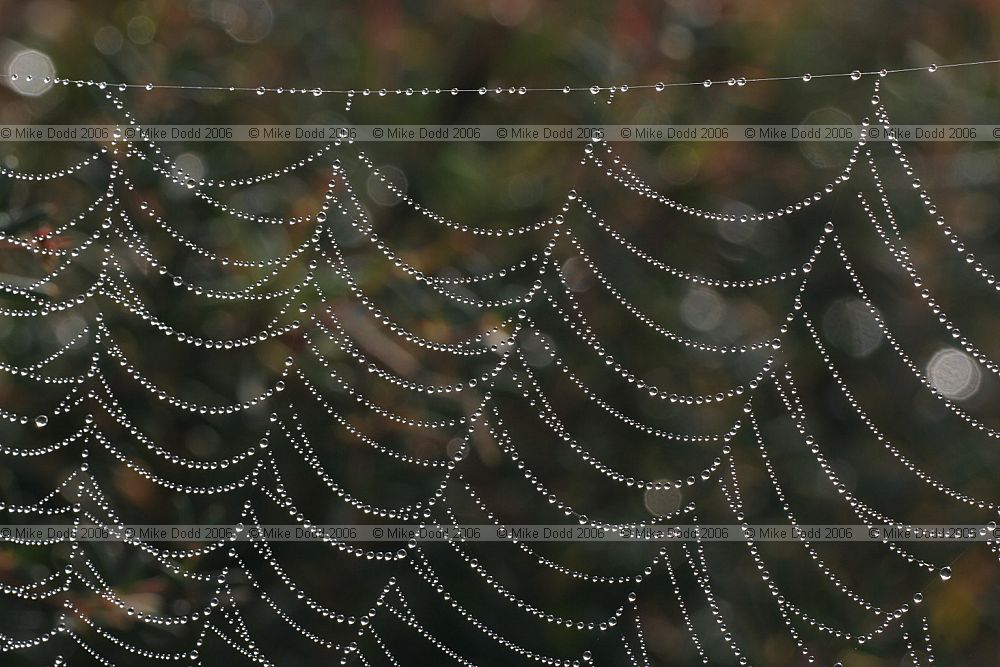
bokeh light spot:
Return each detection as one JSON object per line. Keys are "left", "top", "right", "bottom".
{"left": 926, "top": 348, "right": 981, "bottom": 400}
{"left": 5, "top": 49, "right": 55, "bottom": 96}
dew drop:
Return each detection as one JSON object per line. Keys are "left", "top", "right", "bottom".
{"left": 850, "top": 70, "right": 862, "bottom": 81}
{"left": 589, "top": 85, "right": 600, "bottom": 95}
{"left": 256, "top": 87, "right": 265, "bottom": 95}
{"left": 928, "top": 63, "right": 938, "bottom": 73}
{"left": 702, "top": 80, "right": 712, "bottom": 88}
{"left": 939, "top": 566, "right": 952, "bottom": 581}
{"left": 34, "top": 415, "right": 49, "bottom": 429}
{"left": 802, "top": 73, "right": 812, "bottom": 82}
{"left": 655, "top": 82, "right": 665, "bottom": 92}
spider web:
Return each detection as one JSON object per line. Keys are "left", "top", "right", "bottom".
{"left": 0, "top": 74, "right": 997, "bottom": 666}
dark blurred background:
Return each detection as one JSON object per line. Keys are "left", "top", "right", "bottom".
{"left": 1, "top": 1, "right": 1000, "bottom": 665}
